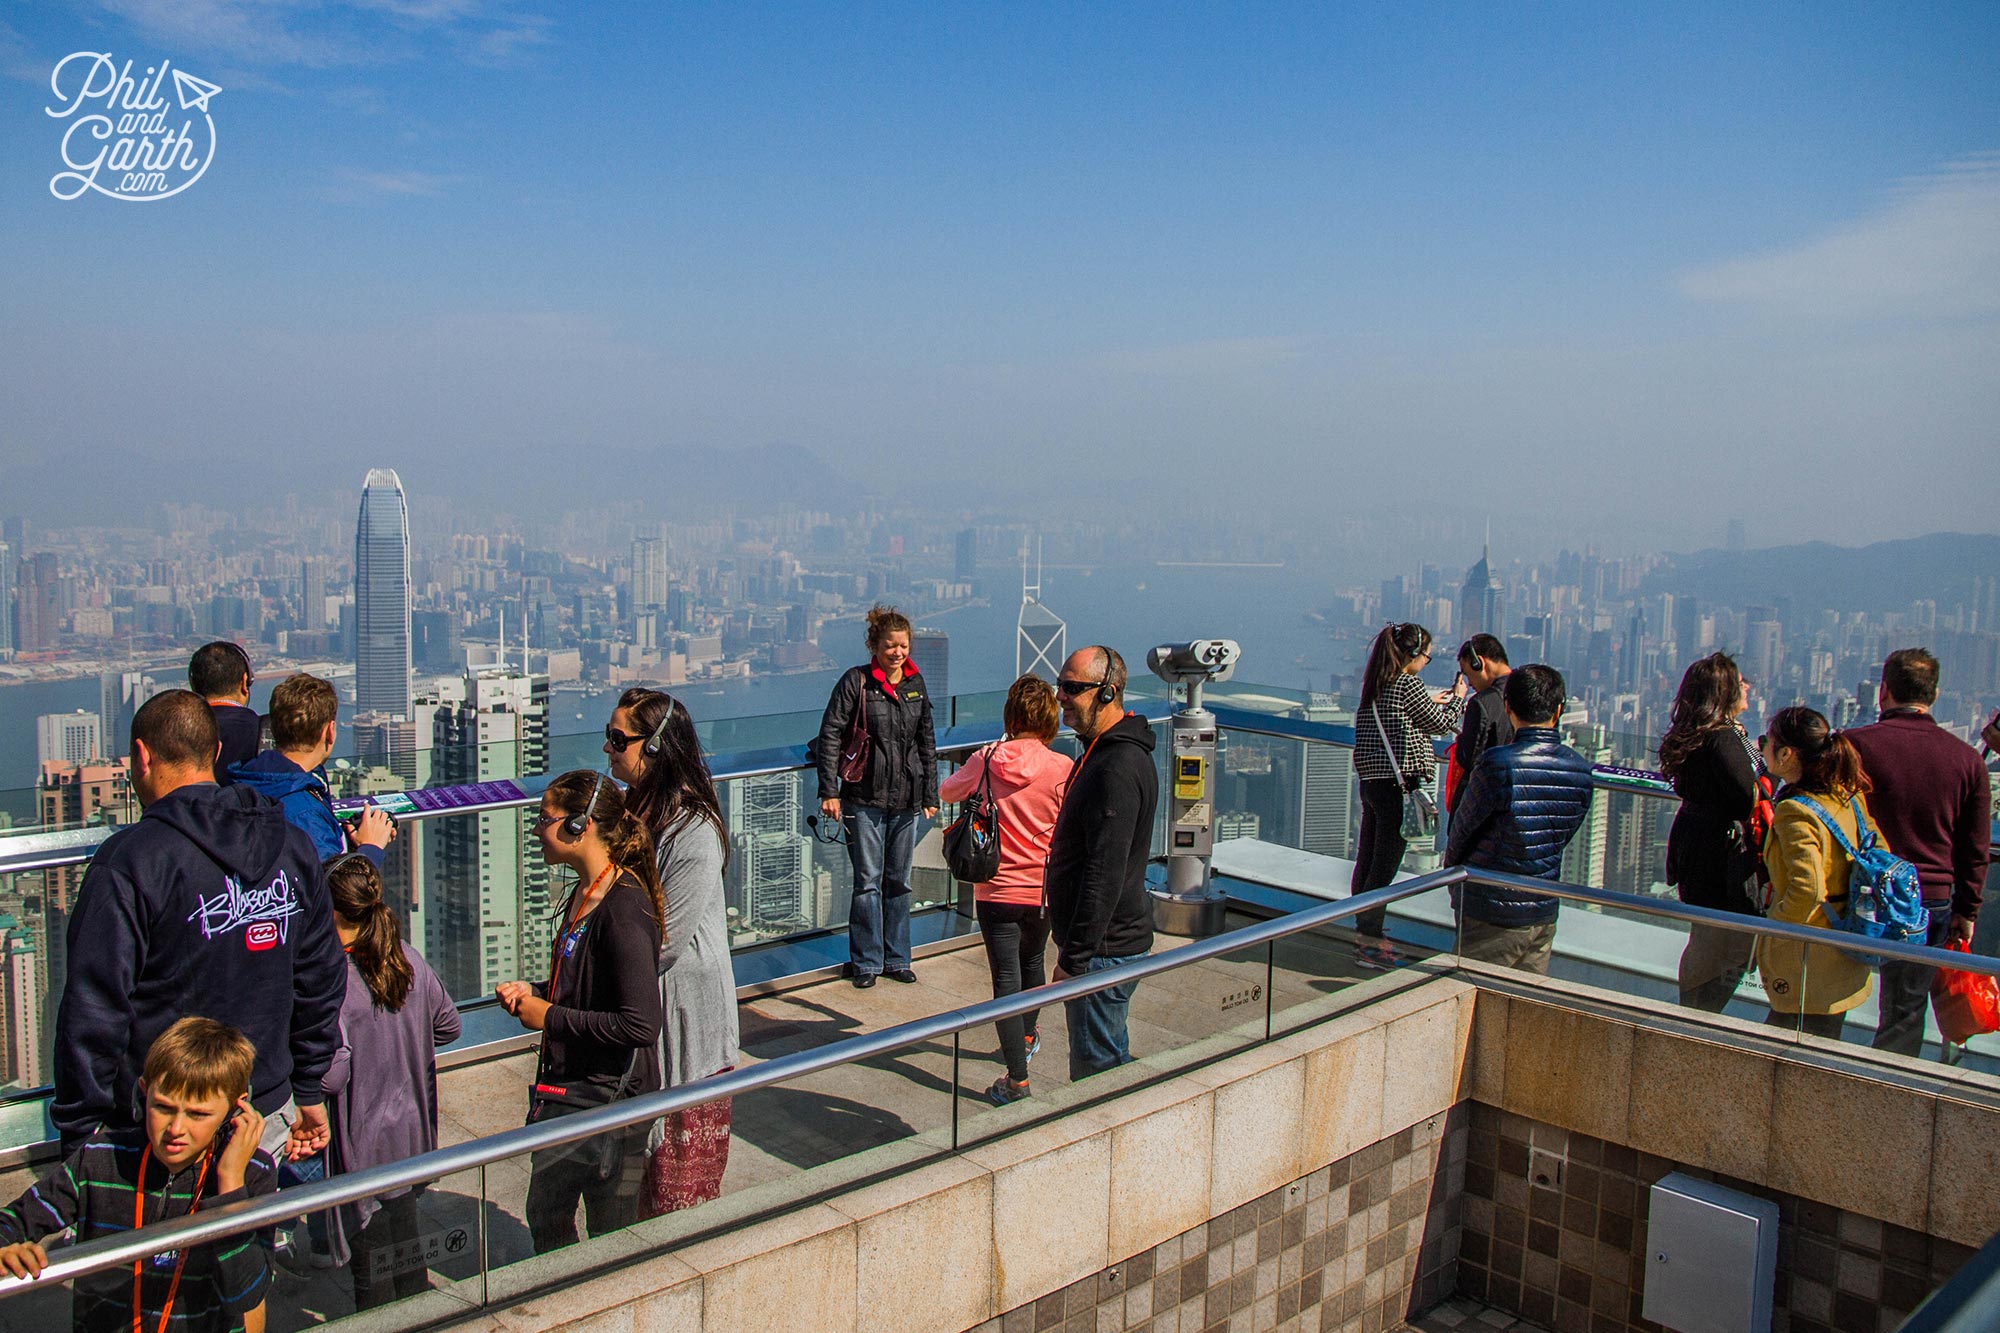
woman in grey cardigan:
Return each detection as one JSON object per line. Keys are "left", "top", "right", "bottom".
{"left": 604, "top": 688, "right": 739, "bottom": 1215}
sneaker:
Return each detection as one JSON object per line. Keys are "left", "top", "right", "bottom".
{"left": 1023, "top": 1029, "right": 1041, "bottom": 1066}
{"left": 1354, "top": 942, "right": 1407, "bottom": 972}
{"left": 984, "top": 1075, "right": 1031, "bottom": 1107}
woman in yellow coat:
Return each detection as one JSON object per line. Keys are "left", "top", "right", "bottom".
{"left": 1756, "top": 705, "right": 1880, "bottom": 1039}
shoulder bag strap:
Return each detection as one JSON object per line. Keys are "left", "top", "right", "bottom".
{"left": 1783, "top": 792, "right": 1861, "bottom": 862}
{"left": 1371, "top": 702, "right": 1408, "bottom": 790}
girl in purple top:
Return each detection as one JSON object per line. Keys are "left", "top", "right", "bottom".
{"left": 321, "top": 855, "right": 461, "bottom": 1310}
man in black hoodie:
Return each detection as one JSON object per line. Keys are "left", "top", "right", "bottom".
{"left": 1046, "top": 646, "right": 1158, "bottom": 1081}
{"left": 53, "top": 689, "right": 346, "bottom": 1163}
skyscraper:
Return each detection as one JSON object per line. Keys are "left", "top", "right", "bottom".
{"left": 954, "top": 528, "right": 977, "bottom": 583}
{"left": 1016, "top": 537, "right": 1065, "bottom": 679}
{"left": 37, "top": 712, "right": 102, "bottom": 767}
{"left": 98, "top": 671, "right": 158, "bottom": 760}
{"left": 0, "top": 540, "right": 14, "bottom": 660}
{"left": 1458, "top": 532, "right": 1498, "bottom": 641}
{"left": 355, "top": 469, "right": 413, "bottom": 719}
{"left": 16, "top": 553, "right": 62, "bottom": 652}
{"left": 427, "top": 665, "right": 549, "bottom": 998}
{"left": 913, "top": 627, "right": 950, "bottom": 714}
{"left": 300, "top": 558, "right": 326, "bottom": 629}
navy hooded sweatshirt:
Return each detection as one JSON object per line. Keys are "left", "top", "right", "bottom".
{"left": 53, "top": 781, "right": 347, "bottom": 1152}
{"left": 229, "top": 750, "right": 383, "bottom": 866}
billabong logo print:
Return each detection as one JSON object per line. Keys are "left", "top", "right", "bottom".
{"left": 46, "top": 52, "right": 221, "bottom": 202}
{"left": 188, "top": 868, "right": 301, "bottom": 949}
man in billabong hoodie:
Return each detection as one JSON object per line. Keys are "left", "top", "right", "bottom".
{"left": 53, "top": 690, "right": 347, "bottom": 1165}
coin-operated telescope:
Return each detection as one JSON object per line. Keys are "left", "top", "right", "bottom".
{"left": 1145, "top": 640, "right": 1240, "bottom": 937}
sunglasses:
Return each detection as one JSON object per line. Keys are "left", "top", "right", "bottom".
{"left": 604, "top": 724, "right": 648, "bottom": 753}
{"left": 1055, "top": 678, "right": 1107, "bottom": 698}
{"left": 531, "top": 811, "right": 566, "bottom": 829}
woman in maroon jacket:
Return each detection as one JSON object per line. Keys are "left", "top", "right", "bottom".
{"left": 497, "top": 771, "right": 665, "bottom": 1253}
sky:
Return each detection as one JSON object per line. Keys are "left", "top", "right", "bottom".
{"left": 0, "top": 2, "right": 1996, "bottom": 551}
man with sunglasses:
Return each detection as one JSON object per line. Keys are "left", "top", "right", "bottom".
{"left": 1045, "top": 646, "right": 1158, "bottom": 1082}
{"left": 191, "top": 640, "right": 263, "bottom": 783}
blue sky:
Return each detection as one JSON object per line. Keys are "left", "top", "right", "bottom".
{"left": 1, "top": 3, "right": 1996, "bottom": 549}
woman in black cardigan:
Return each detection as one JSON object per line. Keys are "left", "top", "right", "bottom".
{"left": 497, "top": 770, "right": 665, "bottom": 1252}
{"left": 1659, "top": 653, "right": 1765, "bottom": 1012}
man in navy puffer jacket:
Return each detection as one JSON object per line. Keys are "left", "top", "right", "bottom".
{"left": 1444, "top": 665, "right": 1595, "bottom": 975}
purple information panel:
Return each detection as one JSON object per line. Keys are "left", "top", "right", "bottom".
{"left": 333, "top": 779, "right": 529, "bottom": 818}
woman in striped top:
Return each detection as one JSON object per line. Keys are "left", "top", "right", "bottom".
{"left": 1352, "top": 622, "right": 1467, "bottom": 969}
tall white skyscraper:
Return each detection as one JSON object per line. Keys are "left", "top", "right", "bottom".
{"left": 98, "top": 671, "right": 158, "bottom": 760}
{"left": 354, "top": 469, "right": 413, "bottom": 719}
{"left": 631, "top": 536, "right": 669, "bottom": 612}
{"left": 37, "top": 712, "right": 102, "bottom": 767}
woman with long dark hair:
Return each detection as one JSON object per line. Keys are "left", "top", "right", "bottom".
{"left": 497, "top": 771, "right": 664, "bottom": 1252}
{"left": 320, "top": 856, "right": 460, "bottom": 1309}
{"left": 1756, "top": 706, "right": 1879, "bottom": 1039}
{"left": 1659, "top": 653, "right": 1765, "bottom": 1012}
{"left": 603, "top": 688, "right": 738, "bottom": 1216}
{"left": 815, "top": 605, "right": 938, "bottom": 987}
{"left": 1351, "top": 622, "right": 1466, "bottom": 969}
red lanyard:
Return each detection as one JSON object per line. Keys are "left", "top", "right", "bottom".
{"left": 548, "top": 865, "right": 615, "bottom": 997}
{"left": 132, "top": 1143, "right": 213, "bottom": 1333}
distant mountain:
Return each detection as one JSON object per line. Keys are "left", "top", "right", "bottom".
{"left": 1646, "top": 534, "right": 2000, "bottom": 615}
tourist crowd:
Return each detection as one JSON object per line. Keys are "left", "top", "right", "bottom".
{"left": 1, "top": 621, "right": 1991, "bottom": 1331}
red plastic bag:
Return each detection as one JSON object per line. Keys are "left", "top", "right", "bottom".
{"left": 1932, "top": 939, "right": 2000, "bottom": 1045}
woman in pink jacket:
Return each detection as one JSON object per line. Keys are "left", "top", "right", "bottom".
{"left": 941, "top": 674, "right": 1072, "bottom": 1106}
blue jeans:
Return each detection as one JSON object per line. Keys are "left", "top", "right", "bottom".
{"left": 846, "top": 805, "right": 918, "bottom": 975}
{"left": 1066, "top": 953, "right": 1141, "bottom": 1081}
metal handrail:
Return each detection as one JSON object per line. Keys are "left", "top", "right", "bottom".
{"left": 0, "top": 867, "right": 1463, "bottom": 1294}
{"left": 0, "top": 703, "right": 1177, "bottom": 878}
{"left": 7, "top": 860, "right": 1999, "bottom": 1297}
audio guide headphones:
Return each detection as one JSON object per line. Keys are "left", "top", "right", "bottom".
{"left": 641, "top": 693, "right": 677, "bottom": 760}
{"left": 564, "top": 772, "right": 608, "bottom": 838}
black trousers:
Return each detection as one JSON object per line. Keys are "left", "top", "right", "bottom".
{"left": 1351, "top": 779, "right": 1408, "bottom": 939}
{"left": 1874, "top": 913, "right": 1953, "bottom": 1057}
{"left": 350, "top": 1190, "right": 427, "bottom": 1310}
{"left": 526, "top": 1131, "right": 647, "bottom": 1253}
{"left": 978, "top": 901, "right": 1050, "bottom": 1082}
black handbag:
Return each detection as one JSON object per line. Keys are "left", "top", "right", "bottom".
{"left": 943, "top": 745, "right": 1002, "bottom": 882}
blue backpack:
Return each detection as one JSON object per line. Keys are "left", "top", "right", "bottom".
{"left": 1782, "top": 793, "right": 1929, "bottom": 962}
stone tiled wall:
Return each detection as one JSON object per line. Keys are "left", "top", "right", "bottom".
{"left": 980, "top": 1109, "right": 1467, "bottom": 1333}
{"left": 1457, "top": 1103, "right": 1977, "bottom": 1333}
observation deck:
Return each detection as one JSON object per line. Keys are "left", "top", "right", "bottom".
{"left": 1, "top": 681, "right": 1996, "bottom": 1333}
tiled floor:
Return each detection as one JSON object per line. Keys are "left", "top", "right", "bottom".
{"left": 1396, "top": 1295, "right": 1553, "bottom": 1331}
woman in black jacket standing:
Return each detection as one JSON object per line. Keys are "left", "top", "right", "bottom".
{"left": 1659, "top": 652, "right": 1764, "bottom": 1012}
{"left": 497, "top": 770, "right": 664, "bottom": 1252}
{"left": 816, "top": 606, "right": 939, "bottom": 988}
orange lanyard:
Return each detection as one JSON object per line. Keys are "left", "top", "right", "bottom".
{"left": 1044, "top": 714, "right": 1132, "bottom": 910}
{"left": 548, "top": 865, "right": 615, "bottom": 997}
{"left": 132, "top": 1143, "right": 213, "bottom": 1333}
